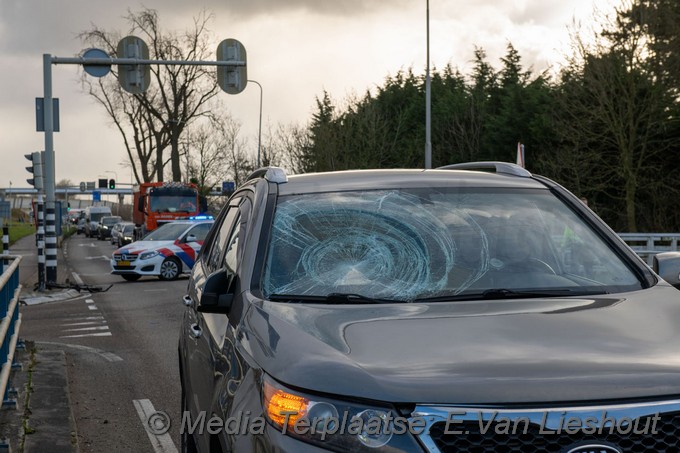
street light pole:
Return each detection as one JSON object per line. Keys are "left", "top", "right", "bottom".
{"left": 425, "top": 0, "right": 432, "bottom": 169}
{"left": 248, "top": 80, "right": 263, "bottom": 168}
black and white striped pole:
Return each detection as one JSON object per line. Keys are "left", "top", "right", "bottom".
{"left": 42, "top": 54, "right": 58, "bottom": 285}
{"left": 45, "top": 203, "right": 57, "bottom": 283}
{"left": 36, "top": 196, "right": 45, "bottom": 291}
{"left": 25, "top": 151, "right": 46, "bottom": 290}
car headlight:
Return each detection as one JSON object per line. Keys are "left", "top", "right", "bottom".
{"left": 139, "top": 250, "right": 160, "bottom": 260}
{"left": 263, "top": 376, "right": 421, "bottom": 452}
{"left": 102, "top": 226, "right": 109, "bottom": 230}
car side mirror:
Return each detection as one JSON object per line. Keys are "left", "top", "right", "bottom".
{"left": 198, "top": 270, "right": 237, "bottom": 314}
{"left": 185, "top": 234, "right": 197, "bottom": 243}
{"left": 653, "top": 252, "right": 680, "bottom": 289}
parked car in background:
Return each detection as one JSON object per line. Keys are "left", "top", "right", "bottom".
{"left": 111, "top": 222, "right": 135, "bottom": 247}
{"left": 84, "top": 206, "right": 113, "bottom": 237}
{"left": 97, "top": 216, "right": 123, "bottom": 240}
{"left": 110, "top": 217, "right": 214, "bottom": 281}
{"left": 179, "top": 164, "right": 680, "bottom": 453}
{"left": 109, "top": 222, "right": 123, "bottom": 245}
{"left": 76, "top": 213, "right": 86, "bottom": 235}
{"left": 67, "top": 209, "right": 83, "bottom": 226}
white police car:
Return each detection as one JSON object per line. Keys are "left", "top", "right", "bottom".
{"left": 110, "top": 217, "right": 214, "bottom": 281}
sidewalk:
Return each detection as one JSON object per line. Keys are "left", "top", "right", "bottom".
{"left": 14, "top": 234, "right": 82, "bottom": 305}
{"left": 0, "top": 233, "right": 80, "bottom": 452}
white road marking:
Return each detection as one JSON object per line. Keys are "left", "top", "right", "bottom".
{"left": 60, "top": 332, "right": 112, "bottom": 338}
{"left": 133, "top": 399, "right": 179, "bottom": 453}
{"left": 85, "top": 255, "right": 111, "bottom": 261}
{"left": 38, "top": 341, "right": 123, "bottom": 362}
{"left": 88, "top": 305, "right": 98, "bottom": 311}
{"left": 61, "top": 320, "right": 106, "bottom": 327}
{"left": 62, "top": 325, "right": 110, "bottom": 332}
{"left": 63, "top": 316, "right": 105, "bottom": 321}
{"left": 85, "top": 299, "right": 94, "bottom": 304}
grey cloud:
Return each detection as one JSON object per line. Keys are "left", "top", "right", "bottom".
{"left": 0, "top": 0, "right": 125, "bottom": 55}
{"left": 0, "top": 0, "right": 415, "bottom": 56}
{"left": 169, "top": 0, "right": 415, "bottom": 19}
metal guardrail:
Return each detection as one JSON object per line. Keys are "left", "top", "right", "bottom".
{"left": 618, "top": 233, "right": 680, "bottom": 265}
{"left": 0, "top": 255, "right": 22, "bottom": 411}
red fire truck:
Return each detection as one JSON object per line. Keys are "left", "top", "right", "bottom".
{"left": 133, "top": 182, "right": 204, "bottom": 239}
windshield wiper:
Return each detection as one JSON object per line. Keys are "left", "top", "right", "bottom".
{"left": 415, "top": 288, "right": 609, "bottom": 302}
{"left": 268, "top": 293, "right": 402, "bottom": 304}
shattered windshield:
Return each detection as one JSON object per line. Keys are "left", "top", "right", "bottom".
{"left": 262, "top": 188, "right": 642, "bottom": 302}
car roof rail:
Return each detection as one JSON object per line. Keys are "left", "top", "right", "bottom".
{"left": 245, "top": 167, "right": 288, "bottom": 184}
{"left": 437, "top": 161, "right": 532, "bottom": 178}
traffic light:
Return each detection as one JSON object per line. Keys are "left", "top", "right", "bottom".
{"left": 108, "top": 179, "right": 116, "bottom": 189}
{"left": 98, "top": 178, "right": 107, "bottom": 189}
{"left": 67, "top": 202, "right": 71, "bottom": 212}
{"left": 25, "top": 151, "right": 44, "bottom": 190}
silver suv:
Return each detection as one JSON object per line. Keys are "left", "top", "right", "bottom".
{"left": 179, "top": 163, "right": 680, "bottom": 453}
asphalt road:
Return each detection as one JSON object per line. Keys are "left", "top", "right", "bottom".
{"left": 21, "top": 232, "right": 189, "bottom": 452}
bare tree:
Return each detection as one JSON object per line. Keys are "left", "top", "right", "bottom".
{"left": 269, "top": 123, "right": 312, "bottom": 175}
{"left": 79, "top": 8, "right": 221, "bottom": 183}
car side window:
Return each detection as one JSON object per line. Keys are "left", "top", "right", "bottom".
{"left": 224, "top": 199, "right": 251, "bottom": 274}
{"left": 205, "top": 199, "right": 242, "bottom": 273}
{"left": 186, "top": 223, "right": 211, "bottom": 242}
{"left": 224, "top": 222, "right": 241, "bottom": 273}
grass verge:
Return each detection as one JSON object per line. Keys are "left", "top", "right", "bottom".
{"left": 8, "top": 224, "right": 35, "bottom": 246}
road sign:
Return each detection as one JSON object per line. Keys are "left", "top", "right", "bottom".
{"left": 83, "top": 48, "right": 111, "bottom": 77}
{"left": 117, "top": 36, "right": 150, "bottom": 94}
{"left": 222, "top": 181, "right": 235, "bottom": 194}
{"left": 0, "top": 201, "right": 10, "bottom": 220}
{"left": 93, "top": 191, "right": 101, "bottom": 202}
{"left": 86, "top": 181, "right": 95, "bottom": 191}
{"left": 216, "top": 39, "right": 247, "bottom": 94}
{"left": 80, "top": 182, "right": 86, "bottom": 192}
{"left": 35, "top": 98, "right": 60, "bottom": 132}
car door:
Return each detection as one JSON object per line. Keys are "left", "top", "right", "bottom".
{"left": 182, "top": 196, "right": 249, "bottom": 452}
{"left": 178, "top": 222, "right": 213, "bottom": 271}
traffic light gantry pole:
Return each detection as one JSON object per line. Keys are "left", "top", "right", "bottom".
{"left": 39, "top": 37, "right": 247, "bottom": 287}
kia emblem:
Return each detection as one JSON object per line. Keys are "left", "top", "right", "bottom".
{"left": 565, "top": 444, "right": 623, "bottom": 453}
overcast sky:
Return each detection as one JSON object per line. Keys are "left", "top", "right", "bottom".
{"left": 0, "top": 0, "right": 617, "bottom": 189}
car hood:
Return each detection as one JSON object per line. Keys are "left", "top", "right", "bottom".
{"left": 115, "top": 240, "right": 174, "bottom": 254}
{"left": 240, "top": 284, "right": 680, "bottom": 404}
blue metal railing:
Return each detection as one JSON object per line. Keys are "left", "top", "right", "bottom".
{"left": 0, "top": 255, "right": 22, "bottom": 410}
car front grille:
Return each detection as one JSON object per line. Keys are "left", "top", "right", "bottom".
{"left": 113, "top": 254, "right": 138, "bottom": 262}
{"left": 412, "top": 400, "right": 680, "bottom": 453}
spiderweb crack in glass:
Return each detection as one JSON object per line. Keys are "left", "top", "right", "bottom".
{"left": 264, "top": 191, "right": 463, "bottom": 301}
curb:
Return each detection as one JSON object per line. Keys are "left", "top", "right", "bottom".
{"left": 23, "top": 348, "right": 79, "bottom": 453}
{"left": 19, "top": 289, "right": 85, "bottom": 306}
